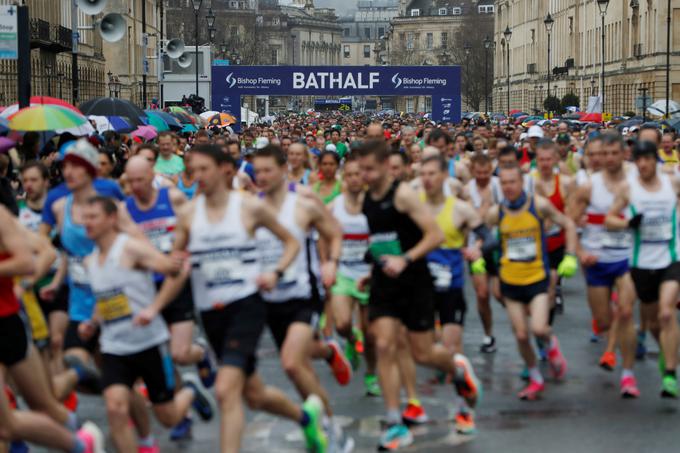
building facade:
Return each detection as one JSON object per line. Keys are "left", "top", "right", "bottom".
{"left": 493, "top": 0, "right": 680, "bottom": 115}
{"left": 340, "top": 0, "right": 399, "bottom": 66}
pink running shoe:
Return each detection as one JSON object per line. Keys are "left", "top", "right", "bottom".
{"left": 548, "top": 336, "right": 568, "bottom": 379}
{"left": 76, "top": 421, "right": 105, "bottom": 453}
{"left": 518, "top": 379, "right": 545, "bottom": 401}
{"left": 620, "top": 375, "right": 641, "bottom": 399}
{"left": 139, "top": 441, "right": 161, "bottom": 453}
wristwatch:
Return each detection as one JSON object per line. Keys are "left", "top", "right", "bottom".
{"left": 275, "top": 269, "right": 285, "bottom": 280}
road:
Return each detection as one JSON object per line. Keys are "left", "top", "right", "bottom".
{"left": 36, "top": 273, "right": 680, "bottom": 452}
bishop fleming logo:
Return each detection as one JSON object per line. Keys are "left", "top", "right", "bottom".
{"left": 392, "top": 73, "right": 402, "bottom": 89}
{"left": 225, "top": 72, "right": 236, "bottom": 88}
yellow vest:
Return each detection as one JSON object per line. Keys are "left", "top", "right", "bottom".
{"left": 420, "top": 193, "right": 465, "bottom": 249}
{"left": 499, "top": 197, "right": 547, "bottom": 285}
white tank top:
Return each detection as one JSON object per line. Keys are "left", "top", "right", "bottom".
{"left": 87, "top": 234, "right": 169, "bottom": 355}
{"left": 467, "top": 177, "right": 502, "bottom": 209}
{"left": 333, "top": 194, "right": 370, "bottom": 280}
{"left": 188, "top": 192, "right": 259, "bottom": 310}
{"left": 629, "top": 174, "right": 678, "bottom": 269}
{"left": 582, "top": 172, "right": 632, "bottom": 263}
{"left": 256, "top": 192, "right": 312, "bottom": 302}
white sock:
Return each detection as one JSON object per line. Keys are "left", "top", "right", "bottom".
{"left": 529, "top": 367, "right": 544, "bottom": 384}
{"left": 138, "top": 435, "right": 155, "bottom": 447}
{"left": 622, "top": 369, "right": 634, "bottom": 379}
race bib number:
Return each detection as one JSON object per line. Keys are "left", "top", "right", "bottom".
{"left": 68, "top": 256, "right": 89, "bottom": 286}
{"left": 640, "top": 218, "right": 672, "bottom": 242}
{"left": 341, "top": 239, "right": 368, "bottom": 266}
{"left": 201, "top": 257, "right": 245, "bottom": 286}
{"left": 428, "top": 262, "right": 452, "bottom": 290}
{"left": 601, "top": 230, "right": 632, "bottom": 249}
{"left": 96, "top": 290, "right": 132, "bottom": 323}
{"left": 506, "top": 237, "right": 537, "bottom": 262}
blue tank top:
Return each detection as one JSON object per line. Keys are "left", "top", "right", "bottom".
{"left": 60, "top": 195, "right": 95, "bottom": 322}
{"left": 125, "top": 188, "right": 177, "bottom": 282}
{"left": 448, "top": 158, "right": 456, "bottom": 178}
{"left": 177, "top": 175, "right": 197, "bottom": 199}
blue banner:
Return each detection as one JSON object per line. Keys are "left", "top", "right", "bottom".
{"left": 211, "top": 65, "right": 461, "bottom": 128}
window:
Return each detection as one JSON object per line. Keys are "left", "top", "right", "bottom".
{"left": 426, "top": 32, "right": 433, "bottom": 49}
{"left": 531, "top": 28, "right": 535, "bottom": 43}
{"left": 272, "top": 17, "right": 280, "bottom": 25}
{"left": 410, "top": 9, "right": 419, "bottom": 16}
{"left": 378, "top": 27, "right": 385, "bottom": 38}
{"left": 230, "top": 26, "right": 238, "bottom": 37}
{"left": 364, "top": 27, "right": 371, "bottom": 39}
{"left": 406, "top": 32, "right": 414, "bottom": 50}
{"left": 439, "top": 8, "right": 447, "bottom": 15}
{"left": 399, "top": 32, "right": 405, "bottom": 44}
{"left": 343, "top": 28, "right": 350, "bottom": 37}
{"left": 229, "top": 0, "right": 237, "bottom": 8}
{"left": 406, "top": 98, "right": 414, "bottom": 113}
{"left": 343, "top": 45, "right": 350, "bottom": 58}
{"left": 440, "top": 32, "right": 448, "bottom": 48}
{"left": 478, "top": 5, "right": 494, "bottom": 14}
{"left": 270, "top": 48, "right": 278, "bottom": 65}
{"left": 363, "top": 44, "right": 371, "bottom": 58}
{"left": 452, "top": 7, "right": 461, "bottom": 15}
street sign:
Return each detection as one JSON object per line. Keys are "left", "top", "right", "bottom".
{"left": 213, "top": 59, "right": 230, "bottom": 66}
{"left": 0, "top": 5, "right": 18, "bottom": 60}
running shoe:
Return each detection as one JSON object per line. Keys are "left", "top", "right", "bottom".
{"left": 454, "top": 409, "right": 476, "bottom": 435}
{"left": 661, "top": 375, "right": 678, "bottom": 399}
{"left": 138, "top": 440, "right": 161, "bottom": 453}
{"left": 547, "top": 336, "right": 567, "bottom": 379}
{"left": 195, "top": 337, "right": 218, "bottom": 389}
{"left": 182, "top": 374, "right": 215, "bottom": 421}
{"left": 599, "top": 351, "right": 616, "bottom": 371}
{"left": 302, "top": 395, "right": 328, "bottom": 453}
{"left": 480, "top": 335, "right": 497, "bottom": 353}
{"left": 169, "top": 417, "right": 193, "bottom": 441}
{"left": 453, "top": 353, "right": 481, "bottom": 408}
{"left": 353, "top": 326, "right": 365, "bottom": 354}
{"left": 364, "top": 374, "right": 382, "bottom": 397}
{"left": 344, "top": 337, "right": 360, "bottom": 372}
{"left": 377, "top": 424, "right": 413, "bottom": 451}
{"left": 327, "top": 419, "right": 355, "bottom": 453}
{"left": 401, "top": 402, "right": 428, "bottom": 425}
{"left": 77, "top": 421, "right": 105, "bottom": 453}
{"left": 326, "top": 340, "right": 352, "bottom": 386}
{"left": 64, "top": 355, "right": 102, "bottom": 393}
{"left": 518, "top": 379, "right": 545, "bottom": 401}
{"left": 636, "top": 331, "right": 647, "bottom": 359}
{"left": 519, "top": 367, "right": 530, "bottom": 381}
{"left": 620, "top": 375, "right": 640, "bottom": 399}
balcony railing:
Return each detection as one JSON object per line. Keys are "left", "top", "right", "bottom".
{"left": 30, "top": 18, "right": 72, "bottom": 52}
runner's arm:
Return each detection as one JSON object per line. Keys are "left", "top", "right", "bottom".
{"left": 604, "top": 188, "right": 630, "bottom": 231}
{"left": 0, "top": 207, "right": 35, "bottom": 277}
{"left": 537, "top": 196, "right": 577, "bottom": 255}
{"left": 394, "top": 183, "right": 444, "bottom": 261}
{"left": 24, "top": 229, "right": 57, "bottom": 285}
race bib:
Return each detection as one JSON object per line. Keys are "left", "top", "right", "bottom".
{"left": 369, "top": 232, "right": 403, "bottom": 259}
{"left": 428, "top": 261, "right": 452, "bottom": 290}
{"left": 97, "top": 290, "right": 132, "bottom": 323}
{"left": 506, "top": 237, "right": 537, "bottom": 262}
{"left": 640, "top": 219, "right": 672, "bottom": 242}
{"left": 68, "top": 256, "right": 89, "bottom": 286}
{"left": 149, "top": 233, "right": 174, "bottom": 254}
{"left": 201, "top": 257, "right": 245, "bottom": 286}
{"left": 601, "top": 230, "right": 632, "bottom": 249}
{"left": 341, "top": 239, "right": 368, "bottom": 266}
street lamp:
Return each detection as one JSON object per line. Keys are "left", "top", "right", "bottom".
{"left": 597, "top": 0, "right": 609, "bottom": 119}
{"left": 191, "top": 0, "right": 203, "bottom": 98}
{"left": 483, "top": 35, "right": 491, "bottom": 115}
{"left": 207, "top": 8, "right": 216, "bottom": 44}
{"left": 665, "top": 0, "right": 671, "bottom": 119}
{"left": 504, "top": 26, "right": 512, "bottom": 115}
{"left": 544, "top": 13, "right": 554, "bottom": 112}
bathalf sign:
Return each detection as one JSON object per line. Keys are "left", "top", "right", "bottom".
{"left": 212, "top": 65, "right": 461, "bottom": 127}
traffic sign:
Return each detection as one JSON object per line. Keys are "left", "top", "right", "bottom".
{"left": 0, "top": 5, "right": 18, "bottom": 60}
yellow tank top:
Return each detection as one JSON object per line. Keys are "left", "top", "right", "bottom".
{"left": 419, "top": 193, "right": 465, "bottom": 249}
{"left": 499, "top": 197, "right": 547, "bottom": 285}
{"left": 659, "top": 149, "right": 678, "bottom": 170}
{"left": 13, "top": 278, "right": 49, "bottom": 343}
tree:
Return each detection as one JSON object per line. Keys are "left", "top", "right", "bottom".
{"left": 561, "top": 93, "right": 580, "bottom": 111}
{"left": 544, "top": 95, "right": 562, "bottom": 114}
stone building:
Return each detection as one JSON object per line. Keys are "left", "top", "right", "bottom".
{"left": 493, "top": 0, "right": 680, "bottom": 115}
{"left": 339, "top": 0, "right": 399, "bottom": 67}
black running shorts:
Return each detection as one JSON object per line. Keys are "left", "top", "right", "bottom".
{"left": 0, "top": 313, "right": 31, "bottom": 367}
{"left": 434, "top": 287, "right": 466, "bottom": 326}
{"left": 266, "top": 298, "right": 322, "bottom": 350}
{"left": 156, "top": 280, "right": 195, "bottom": 325}
{"left": 631, "top": 262, "right": 680, "bottom": 304}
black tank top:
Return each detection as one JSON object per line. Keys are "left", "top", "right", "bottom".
{"left": 362, "top": 181, "right": 429, "bottom": 280}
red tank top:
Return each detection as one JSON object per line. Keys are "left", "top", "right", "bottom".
{"left": 0, "top": 253, "right": 19, "bottom": 317}
{"left": 546, "top": 174, "right": 566, "bottom": 251}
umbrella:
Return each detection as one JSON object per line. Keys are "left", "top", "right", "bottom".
{"left": 181, "top": 124, "right": 198, "bottom": 133}
{"left": 88, "top": 115, "right": 134, "bottom": 133}
{"left": 79, "top": 97, "right": 146, "bottom": 127}
{"left": 200, "top": 110, "right": 220, "bottom": 120}
{"left": 0, "top": 136, "right": 15, "bottom": 153}
{"left": 208, "top": 112, "right": 237, "bottom": 127}
{"left": 131, "top": 125, "right": 158, "bottom": 141}
{"left": 1, "top": 97, "right": 82, "bottom": 119}
{"left": 145, "top": 110, "right": 182, "bottom": 130}
{"left": 141, "top": 114, "right": 169, "bottom": 132}
{"left": 665, "top": 117, "right": 680, "bottom": 133}
{"left": 0, "top": 117, "right": 8, "bottom": 134}
{"left": 171, "top": 111, "right": 194, "bottom": 124}
{"left": 580, "top": 113, "right": 603, "bottom": 123}
{"left": 646, "top": 100, "right": 680, "bottom": 118}
{"left": 166, "top": 106, "right": 189, "bottom": 114}
{"left": 9, "top": 105, "right": 91, "bottom": 132}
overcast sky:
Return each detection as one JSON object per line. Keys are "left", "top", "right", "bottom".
{"left": 316, "top": 0, "right": 356, "bottom": 15}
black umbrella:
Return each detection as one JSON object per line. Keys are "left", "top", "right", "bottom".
{"left": 79, "top": 97, "right": 146, "bottom": 128}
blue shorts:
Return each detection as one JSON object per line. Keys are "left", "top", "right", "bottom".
{"left": 584, "top": 260, "right": 629, "bottom": 288}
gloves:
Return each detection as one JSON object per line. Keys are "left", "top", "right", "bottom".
{"left": 628, "top": 213, "right": 643, "bottom": 230}
{"left": 470, "top": 258, "right": 487, "bottom": 275}
{"left": 557, "top": 254, "right": 578, "bottom": 278}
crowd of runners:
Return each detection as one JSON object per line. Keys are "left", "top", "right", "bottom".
{"left": 1, "top": 112, "right": 680, "bottom": 452}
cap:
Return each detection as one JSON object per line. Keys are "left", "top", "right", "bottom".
{"left": 254, "top": 137, "right": 269, "bottom": 149}
{"left": 324, "top": 143, "right": 337, "bottom": 152}
{"left": 556, "top": 133, "right": 571, "bottom": 144}
{"left": 519, "top": 132, "right": 528, "bottom": 141}
{"left": 527, "top": 125, "right": 544, "bottom": 138}
{"left": 62, "top": 138, "right": 98, "bottom": 177}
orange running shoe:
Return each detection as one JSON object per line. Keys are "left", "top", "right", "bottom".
{"left": 401, "top": 402, "right": 428, "bottom": 425}
{"left": 599, "top": 351, "right": 616, "bottom": 371}
{"left": 453, "top": 353, "right": 481, "bottom": 408}
{"left": 518, "top": 379, "right": 545, "bottom": 400}
{"left": 63, "top": 390, "right": 78, "bottom": 412}
{"left": 454, "top": 410, "right": 476, "bottom": 435}
{"left": 326, "top": 340, "right": 352, "bottom": 386}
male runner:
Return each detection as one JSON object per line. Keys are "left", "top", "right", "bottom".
{"left": 356, "top": 140, "right": 480, "bottom": 450}
{"left": 486, "top": 165, "right": 577, "bottom": 400}
{"left": 80, "top": 196, "right": 214, "bottom": 452}
{"left": 569, "top": 133, "right": 639, "bottom": 397}
{"left": 605, "top": 140, "right": 680, "bottom": 398}
{"left": 139, "top": 144, "right": 328, "bottom": 453}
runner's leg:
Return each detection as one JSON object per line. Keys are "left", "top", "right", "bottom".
{"left": 104, "top": 385, "right": 137, "bottom": 453}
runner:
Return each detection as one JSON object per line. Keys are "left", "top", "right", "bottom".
{"left": 313, "top": 150, "right": 342, "bottom": 204}
{"left": 80, "top": 195, "right": 214, "bottom": 452}
{"left": 486, "top": 164, "right": 577, "bottom": 400}
{"left": 605, "top": 140, "right": 680, "bottom": 398}
{"left": 288, "top": 143, "right": 313, "bottom": 185}
{"left": 356, "top": 140, "right": 480, "bottom": 450}
{"left": 141, "top": 144, "right": 328, "bottom": 453}
{"left": 570, "top": 133, "right": 639, "bottom": 397}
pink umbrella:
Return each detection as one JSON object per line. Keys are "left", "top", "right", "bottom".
{"left": 131, "top": 125, "right": 158, "bottom": 141}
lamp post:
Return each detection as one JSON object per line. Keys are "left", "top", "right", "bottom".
{"left": 544, "top": 13, "right": 554, "bottom": 112}
{"left": 191, "top": 0, "right": 203, "bottom": 98}
{"left": 665, "top": 0, "right": 671, "bottom": 119}
{"left": 207, "top": 7, "right": 216, "bottom": 45}
{"left": 597, "top": 0, "right": 609, "bottom": 119}
{"left": 483, "top": 35, "right": 491, "bottom": 115}
{"left": 504, "top": 26, "right": 512, "bottom": 115}
{"left": 639, "top": 86, "right": 649, "bottom": 122}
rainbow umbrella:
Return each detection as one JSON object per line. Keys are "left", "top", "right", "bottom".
{"left": 9, "top": 105, "right": 92, "bottom": 133}
{"left": 0, "top": 96, "right": 82, "bottom": 119}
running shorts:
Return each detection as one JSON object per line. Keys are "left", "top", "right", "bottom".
{"left": 548, "top": 247, "right": 565, "bottom": 271}
{"left": 584, "top": 259, "right": 629, "bottom": 288}
{"left": 631, "top": 262, "right": 680, "bottom": 304}
{"left": 434, "top": 287, "right": 466, "bottom": 326}
{"left": 64, "top": 319, "right": 99, "bottom": 354}
{"left": 500, "top": 279, "right": 549, "bottom": 305}
{"left": 266, "top": 298, "right": 322, "bottom": 349}
{"left": 156, "top": 279, "right": 195, "bottom": 325}
{"left": 37, "top": 281, "right": 69, "bottom": 317}
{"left": 331, "top": 273, "right": 369, "bottom": 305}
{"left": 0, "top": 312, "right": 31, "bottom": 367}
{"left": 101, "top": 344, "right": 174, "bottom": 404}
{"left": 200, "top": 293, "right": 266, "bottom": 376}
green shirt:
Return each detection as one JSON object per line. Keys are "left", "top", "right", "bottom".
{"left": 154, "top": 154, "right": 185, "bottom": 176}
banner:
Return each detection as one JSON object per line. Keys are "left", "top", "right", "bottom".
{"left": 212, "top": 65, "right": 461, "bottom": 128}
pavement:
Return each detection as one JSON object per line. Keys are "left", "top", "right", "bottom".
{"left": 32, "top": 273, "right": 680, "bottom": 452}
